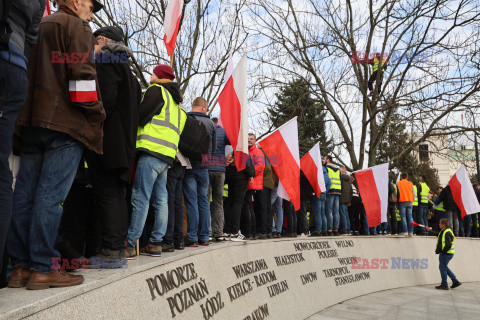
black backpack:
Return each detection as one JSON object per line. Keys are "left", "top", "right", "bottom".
{"left": 178, "top": 114, "right": 210, "bottom": 162}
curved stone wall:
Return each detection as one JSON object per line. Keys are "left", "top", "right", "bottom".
{"left": 2, "top": 236, "right": 480, "bottom": 320}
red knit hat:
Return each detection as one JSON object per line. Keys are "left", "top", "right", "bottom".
{"left": 153, "top": 64, "right": 175, "bottom": 80}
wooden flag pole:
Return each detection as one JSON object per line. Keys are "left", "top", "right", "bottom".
{"left": 207, "top": 99, "right": 219, "bottom": 117}
{"left": 170, "top": 54, "right": 174, "bottom": 67}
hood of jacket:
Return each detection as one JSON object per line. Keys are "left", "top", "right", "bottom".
{"left": 101, "top": 42, "right": 133, "bottom": 57}
{"left": 161, "top": 82, "right": 183, "bottom": 105}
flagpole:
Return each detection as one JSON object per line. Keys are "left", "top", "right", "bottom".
{"left": 170, "top": 54, "right": 174, "bottom": 68}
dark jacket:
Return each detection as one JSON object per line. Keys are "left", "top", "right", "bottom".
{"left": 95, "top": 43, "right": 141, "bottom": 182}
{"left": 340, "top": 174, "right": 353, "bottom": 204}
{"left": 16, "top": 6, "right": 105, "bottom": 153}
{"left": 434, "top": 185, "right": 459, "bottom": 212}
{"left": 137, "top": 81, "right": 183, "bottom": 165}
{"left": 188, "top": 111, "right": 216, "bottom": 169}
{"left": 207, "top": 125, "right": 229, "bottom": 172}
{"left": 435, "top": 229, "right": 454, "bottom": 254}
{"left": 301, "top": 172, "right": 315, "bottom": 202}
{"left": 0, "top": 0, "right": 45, "bottom": 68}
{"left": 225, "top": 155, "right": 254, "bottom": 182}
{"left": 388, "top": 182, "right": 397, "bottom": 204}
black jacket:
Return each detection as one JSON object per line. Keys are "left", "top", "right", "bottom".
{"left": 187, "top": 111, "right": 217, "bottom": 169}
{"left": 95, "top": 43, "right": 141, "bottom": 182}
{"left": 340, "top": 174, "right": 353, "bottom": 204}
{"left": 434, "top": 185, "right": 459, "bottom": 212}
{"left": 435, "top": 229, "right": 454, "bottom": 254}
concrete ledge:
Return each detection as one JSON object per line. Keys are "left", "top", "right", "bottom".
{"left": 1, "top": 236, "right": 479, "bottom": 320}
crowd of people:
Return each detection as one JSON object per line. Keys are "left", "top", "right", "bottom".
{"left": 1, "top": 0, "right": 479, "bottom": 292}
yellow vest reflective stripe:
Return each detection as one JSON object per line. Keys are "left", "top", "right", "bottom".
{"left": 434, "top": 202, "right": 446, "bottom": 212}
{"left": 412, "top": 185, "right": 418, "bottom": 206}
{"left": 136, "top": 84, "right": 187, "bottom": 159}
{"left": 327, "top": 167, "right": 341, "bottom": 191}
{"left": 223, "top": 184, "right": 228, "bottom": 197}
{"left": 438, "top": 228, "right": 455, "bottom": 254}
{"left": 395, "top": 207, "right": 401, "bottom": 221}
{"left": 419, "top": 182, "right": 430, "bottom": 204}
{"left": 372, "top": 58, "right": 386, "bottom": 72}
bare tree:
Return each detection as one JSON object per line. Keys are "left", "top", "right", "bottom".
{"left": 247, "top": 0, "right": 480, "bottom": 170}
{"left": 93, "top": 0, "right": 248, "bottom": 106}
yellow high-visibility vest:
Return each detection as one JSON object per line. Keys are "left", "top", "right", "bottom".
{"left": 438, "top": 228, "right": 455, "bottom": 254}
{"left": 136, "top": 84, "right": 187, "bottom": 160}
{"left": 327, "top": 167, "right": 341, "bottom": 191}
{"left": 372, "top": 58, "right": 387, "bottom": 72}
{"left": 434, "top": 202, "right": 446, "bottom": 212}
{"left": 419, "top": 182, "right": 430, "bottom": 204}
{"left": 412, "top": 185, "right": 418, "bottom": 206}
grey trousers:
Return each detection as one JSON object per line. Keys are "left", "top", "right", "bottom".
{"left": 446, "top": 209, "right": 460, "bottom": 235}
{"left": 209, "top": 171, "right": 226, "bottom": 237}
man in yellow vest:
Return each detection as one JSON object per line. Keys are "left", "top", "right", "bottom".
{"left": 426, "top": 218, "right": 461, "bottom": 290}
{"left": 323, "top": 155, "right": 341, "bottom": 235}
{"left": 368, "top": 53, "right": 388, "bottom": 96}
{"left": 125, "top": 65, "right": 187, "bottom": 258}
{"left": 417, "top": 175, "right": 430, "bottom": 235}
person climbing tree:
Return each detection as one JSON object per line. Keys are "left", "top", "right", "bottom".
{"left": 368, "top": 53, "right": 388, "bottom": 96}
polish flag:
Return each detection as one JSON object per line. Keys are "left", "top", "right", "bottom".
{"left": 258, "top": 117, "right": 301, "bottom": 210}
{"left": 300, "top": 142, "right": 326, "bottom": 198}
{"left": 69, "top": 80, "right": 98, "bottom": 103}
{"left": 449, "top": 165, "right": 480, "bottom": 217}
{"left": 218, "top": 54, "right": 248, "bottom": 171}
{"left": 43, "top": 1, "right": 51, "bottom": 17}
{"left": 354, "top": 163, "right": 389, "bottom": 227}
{"left": 163, "top": 0, "right": 183, "bottom": 56}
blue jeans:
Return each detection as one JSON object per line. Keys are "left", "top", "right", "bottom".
{"left": 326, "top": 194, "right": 340, "bottom": 231}
{"left": 183, "top": 168, "right": 210, "bottom": 243}
{"left": 339, "top": 203, "right": 350, "bottom": 233}
{"left": 377, "top": 222, "right": 388, "bottom": 233}
{"left": 271, "top": 190, "right": 284, "bottom": 233}
{"left": 310, "top": 194, "right": 327, "bottom": 232}
{"left": 127, "top": 154, "right": 169, "bottom": 247}
{"left": 439, "top": 254, "right": 457, "bottom": 287}
{"left": 0, "top": 59, "right": 28, "bottom": 271}
{"left": 7, "top": 127, "right": 84, "bottom": 273}
{"left": 399, "top": 202, "right": 413, "bottom": 233}
{"left": 418, "top": 204, "right": 428, "bottom": 233}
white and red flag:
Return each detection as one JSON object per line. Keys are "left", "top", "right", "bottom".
{"left": 354, "top": 163, "right": 389, "bottom": 227}
{"left": 43, "top": 1, "right": 51, "bottom": 17}
{"left": 449, "top": 165, "right": 480, "bottom": 217}
{"left": 218, "top": 54, "right": 249, "bottom": 171}
{"left": 300, "top": 142, "right": 326, "bottom": 198}
{"left": 163, "top": 0, "right": 183, "bottom": 56}
{"left": 258, "top": 117, "right": 301, "bottom": 210}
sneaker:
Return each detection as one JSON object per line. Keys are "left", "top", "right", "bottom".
{"left": 230, "top": 234, "right": 246, "bottom": 242}
{"left": 184, "top": 239, "right": 199, "bottom": 247}
{"left": 140, "top": 243, "right": 162, "bottom": 257}
{"left": 266, "top": 233, "right": 273, "bottom": 239}
{"left": 161, "top": 242, "right": 174, "bottom": 253}
{"left": 174, "top": 242, "right": 185, "bottom": 250}
{"left": 327, "top": 231, "right": 333, "bottom": 236}
{"left": 214, "top": 236, "right": 226, "bottom": 242}
{"left": 435, "top": 285, "right": 449, "bottom": 290}
{"left": 252, "top": 234, "right": 258, "bottom": 240}
{"left": 257, "top": 234, "right": 268, "bottom": 240}
{"left": 125, "top": 246, "right": 137, "bottom": 260}
{"left": 310, "top": 231, "right": 322, "bottom": 237}
{"left": 408, "top": 232, "right": 413, "bottom": 237}
{"left": 451, "top": 281, "right": 462, "bottom": 289}
{"left": 199, "top": 241, "right": 210, "bottom": 246}
{"left": 224, "top": 234, "right": 232, "bottom": 241}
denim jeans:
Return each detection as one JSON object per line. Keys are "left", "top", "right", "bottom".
{"left": 399, "top": 202, "right": 413, "bottom": 233}
{"left": 339, "top": 203, "right": 350, "bottom": 233}
{"left": 326, "top": 194, "right": 340, "bottom": 230}
{"left": 271, "top": 190, "right": 284, "bottom": 233}
{"left": 310, "top": 194, "right": 327, "bottom": 232}
{"left": 0, "top": 59, "right": 28, "bottom": 271}
{"left": 418, "top": 204, "right": 428, "bottom": 233}
{"left": 127, "top": 153, "right": 169, "bottom": 247}
{"left": 439, "top": 254, "right": 457, "bottom": 287}
{"left": 183, "top": 168, "right": 210, "bottom": 243}
{"left": 7, "top": 127, "right": 84, "bottom": 273}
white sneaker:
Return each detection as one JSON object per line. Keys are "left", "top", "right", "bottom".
{"left": 230, "top": 234, "right": 245, "bottom": 242}
{"left": 224, "top": 234, "right": 232, "bottom": 241}
{"left": 408, "top": 232, "right": 413, "bottom": 237}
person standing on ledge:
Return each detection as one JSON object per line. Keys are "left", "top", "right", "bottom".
{"left": 426, "top": 218, "right": 461, "bottom": 290}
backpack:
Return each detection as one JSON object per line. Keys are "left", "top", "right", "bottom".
{"left": 0, "top": 0, "right": 12, "bottom": 51}
{"left": 178, "top": 114, "right": 210, "bottom": 162}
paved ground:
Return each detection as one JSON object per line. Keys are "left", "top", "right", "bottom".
{"left": 307, "top": 282, "right": 480, "bottom": 320}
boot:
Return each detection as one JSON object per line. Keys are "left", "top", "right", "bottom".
{"left": 8, "top": 266, "right": 33, "bottom": 288}
{"left": 26, "top": 269, "right": 84, "bottom": 290}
